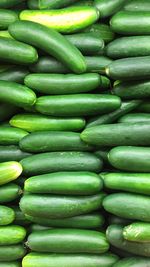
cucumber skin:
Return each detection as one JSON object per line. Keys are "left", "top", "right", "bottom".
{"left": 0, "top": 103, "right": 19, "bottom": 123}
{"left": 0, "top": 205, "right": 15, "bottom": 225}
{"left": 39, "top": 0, "right": 79, "bottom": 9}
{"left": 0, "top": 10, "right": 18, "bottom": 30}
{"left": 123, "top": 222, "right": 150, "bottom": 243}
{"left": 109, "top": 146, "right": 150, "bottom": 172}
{"left": 0, "top": 245, "right": 26, "bottom": 261}
{"left": 119, "top": 113, "right": 150, "bottom": 123}
{"left": 0, "top": 67, "right": 29, "bottom": 84}
{"left": 24, "top": 73, "right": 101, "bottom": 95}
{"left": 20, "top": 193, "right": 105, "bottom": 219}
{"left": 0, "top": 183, "right": 21, "bottom": 203}
{"left": 9, "top": 20, "right": 86, "bottom": 74}
{"left": 94, "top": 0, "right": 126, "bottom": 18}
{"left": 84, "top": 23, "right": 115, "bottom": 44}
{"left": 103, "top": 193, "right": 150, "bottom": 222}
{"left": 13, "top": 206, "right": 31, "bottom": 226}
{"left": 113, "top": 256, "right": 150, "bottom": 267}
{"left": 107, "top": 224, "right": 150, "bottom": 257}
{"left": 0, "top": 262, "right": 21, "bottom": 267}
{"left": 123, "top": 0, "right": 150, "bottom": 12}
{"left": 0, "top": 161, "right": 22, "bottom": 186}
{"left": 136, "top": 101, "right": 150, "bottom": 113}
{"left": 0, "top": 225, "right": 26, "bottom": 245}
{"left": 0, "top": 127, "right": 28, "bottom": 145}
{"left": 0, "top": 0, "right": 24, "bottom": 8}
{"left": 0, "top": 145, "right": 31, "bottom": 162}
{"left": 108, "top": 215, "right": 132, "bottom": 226}
{"left": 22, "top": 252, "right": 118, "bottom": 267}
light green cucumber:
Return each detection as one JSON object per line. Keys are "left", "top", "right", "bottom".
{"left": 0, "top": 183, "right": 21, "bottom": 203}
{"left": 118, "top": 113, "right": 150, "bottom": 123}
{"left": 123, "top": 222, "right": 150, "bottom": 243}
{"left": 0, "top": 225, "right": 26, "bottom": 245}
{"left": 0, "top": 161, "right": 22, "bottom": 185}
{"left": 0, "top": 205, "right": 15, "bottom": 225}
{"left": 0, "top": 245, "right": 26, "bottom": 261}
{"left": 0, "top": 126, "right": 28, "bottom": 145}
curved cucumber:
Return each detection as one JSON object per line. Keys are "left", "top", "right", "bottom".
{"left": 84, "top": 23, "right": 115, "bottom": 44}
{"left": 0, "top": 0, "right": 25, "bottom": 8}
{"left": 39, "top": 0, "right": 79, "bottom": 9}
{"left": 0, "top": 10, "right": 18, "bottom": 30}
{"left": 0, "top": 262, "right": 21, "bottom": 267}
{"left": 94, "top": 0, "right": 126, "bottom": 18}
{"left": 0, "top": 225, "right": 26, "bottom": 245}
{"left": 109, "top": 146, "right": 150, "bottom": 172}
{"left": 0, "top": 183, "right": 21, "bottom": 203}
{"left": 0, "top": 161, "right": 22, "bottom": 185}
{"left": 123, "top": 222, "right": 150, "bottom": 243}
{"left": 24, "top": 73, "right": 102, "bottom": 95}
{"left": 0, "top": 145, "right": 31, "bottom": 162}
{"left": 0, "top": 103, "right": 19, "bottom": 123}
{"left": 0, "top": 245, "right": 26, "bottom": 261}
{"left": 0, "top": 67, "right": 29, "bottom": 84}
{"left": 136, "top": 101, "right": 150, "bottom": 113}
{"left": 119, "top": 113, "right": 150, "bottom": 123}
{"left": 113, "top": 256, "right": 150, "bottom": 267}
{"left": 0, "top": 127, "right": 28, "bottom": 145}
{"left": 0, "top": 205, "right": 15, "bottom": 225}
{"left": 123, "top": 0, "right": 150, "bottom": 12}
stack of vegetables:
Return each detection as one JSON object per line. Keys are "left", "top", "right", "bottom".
{"left": 0, "top": 0, "right": 150, "bottom": 266}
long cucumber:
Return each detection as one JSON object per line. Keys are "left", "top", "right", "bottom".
{"left": 119, "top": 113, "right": 150, "bottom": 123}
{"left": 0, "top": 183, "right": 21, "bottom": 203}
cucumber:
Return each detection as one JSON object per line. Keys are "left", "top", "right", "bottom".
{"left": 72, "top": 0, "right": 93, "bottom": 6}
{"left": 0, "top": 244, "right": 26, "bottom": 261}
{"left": 0, "top": 10, "right": 18, "bottom": 30}
{"left": 22, "top": 252, "right": 118, "bottom": 267}
{"left": 107, "top": 224, "right": 150, "bottom": 257}
{"left": 86, "top": 100, "right": 141, "bottom": 128}
{"left": 20, "top": 151, "right": 103, "bottom": 176}
{"left": 84, "top": 23, "right": 115, "bottom": 44}
{"left": 123, "top": 222, "right": 150, "bottom": 243}
{"left": 94, "top": 148, "right": 110, "bottom": 165}
{"left": 0, "top": 183, "right": 21, "bottom": 203}
{"left": 108, "top": 215, "right": 132, "bottom": 226}
{"left": 119, "top": 113, "right": 150, "bottom": 123}
{"left": 0, "top": 1, "right": 25, "bottom": 8}
{"left": 20, "top": 7, "right": 99, "bottom": 34}
{"left": 123, "top": 0, "right": 150, "bottom": 12}
{"left": 0, "top": 225, "right": 26, "bottom": 245}
{"left": 106, "top": 56, "right": 150, "bottom": 81}
{"left": 86, "top": 56, "right": 112, "bottom": 74}
{"left": 29, "top": 224, "right": 52, "bottom": 232}
{"left": 0, "top": 145, "right": 31, "bottom": 162}
{"left": 136, "top": 101, "right": 150, "bottom": 113}
{"left": 94, "top": 0, "right": 126, "bottom": 18}
{"left": 13, "top": 206, "right": 31, "bottom": 226}
{"left": 113, "top": 256, "right": 150, "bottom": 267}
{"left": 106, "top": 36, "right": 150, "bottom": 59}
{"left": 109, "top": 146, "right": 150, "bottom": 172}
{"left": 9, "top": 21, "right": 86, "bottom": 74}
{"left": 0, "top": 103, "right": 19, "bottom": 123}
{"left": 27, "top": 228, "right": 109, "bottom": 253}
{"left": 0, "top": 31, "right": 13, "bottom": 38}
{"left": 25, "top": 212, "right": 104, "bottom": 229}
{"left": 0, "top": 67, "right": 29, "bottom": 84}
{"left": 19, "top": 131, "right": 93, "bottom": 153}
{"left": 103, "top": 193, "right": 150, "bottom": 222}
{"left": 24, "top": 73, "right": 102, "bottom": 95}
{"left": 27, "top": 0, "right": 38, "bottom": 9}
{"left": 81, "top": 122, "right": 150, "bottom": 146}
{"left": 39, "top": 0, "right": 79, "bottom": 9}
{"left": 104, "top": 172, "right": 150, "bottom": 195}
{"left": 20, "top": 193, "right": 105, "bottom": 218}
{"left": 24, "top": 171, "right": 103, "bottom": 195}
{"left": 0, "top": 205, "right": 15, "bottom": 225}
{"left": 10, "top": 114, "right": 85, "bottom": 132}
{"left": 0, "top": 262, "right": 21, "bottom": 267}
{"left": 101, "top": 76, "right": 111, "bottom": 89}
{"left": 0, "top": 127, "right": 28, "bottom": 145}
{"left": 0, "top": 37, "right": 38, "bottom": 65}
{"left": 0, "top": 161, "right": 22, "bottom": 185}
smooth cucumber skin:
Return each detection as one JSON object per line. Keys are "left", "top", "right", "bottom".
{"left": 110, "top": 11, "right": 150, "bottom": 35}
{"left": 39, "top": 0, "right": 79, "bottom": 9}
{"left": 103, "top": 193, "right": 150, "bottom": 222}
{"left": 0, "top": 205, "right": 15, "bottom": 225}
{"left": 0, "top": 10, "right": 18, "bottom": 30}
{"left": 20, "top": 193, "right": 105, "bottom": 219}
{"left": 0, "top": 183, "right": 21, "bottom": 203}
{"left": 0, "top": 0, "right": 24, "bottom": 8}
{"left": 136, "top": 101, "right": 150, "bottom": 113}
{"left": 22, "top": 252, "right": 118, "bottom": 267}
{"left": 25, "top": 213, "right": 104, "bottom": 229}
{"left": 0, "top": 225, "right": 26, "bottom": 245}
{"left": 10, "top": 114, "right": 85, "bottom": 132}
{"left": 104, "top": 172, "right": 150, "bottom": 195}
{"left": 24, "top": 73, "right": 101, "bottom": 95}
{"left": 9, "top": 21, "right": 86, "bottom": 74}
{"left": 86, "top": 56, "right": 112, "bottom": 74}
{"left": 107, "top": 224, "right": 150, "bottom": 257}
{"left": 0, "top": 244, "right": 26, "bottom": 261}
{"left": 20, "top": 151, "right": 103, "bottom": 176}
{"left": 81, "top": 122, "right": 150, "bottom": 146}
{"left": 108, "top": 215, "right": 132, "bottom": 226}
{"left": 35, "top": 94, "right": 121, "bottom": 116}
{"left": 29, "top": 224, "right": 52, "bottom": 232}
{"left": 19, "top": 131, "right": 94, "bottom": 153}
{"left": 27, "top": 228, "right": 109, "bottom": 254}
{"left": 72, "top": 0, "right": 93, "bottom": 6}
{"left": 0, "top": 127, "right": 28, "bottom": 145}
{"left": 0, "top": 67, "right": 29, "bottom": 84}
{"left": 0, "top": 262, "right": 21, "bottom": 267}
{"left": 101, "top": 76, "right": 111, "bottom": 89}
{"left": 94, "top": 148, "right": 110, "bottom": 165}
{"left": 20, "top": 7, "right": 99, "bottom": 34}
{"left": 0, "top": 37, "right": 38, "bottom": 65}
{"left": 0, "top": 103, "right": 19, "bottom": 123}
{"left": 0, "top": 145, "right": 31, "bottom": 162}
{"left": 0, "top": 81, "right": 36, "bottom": 108}
{"left": 13, "top": 206, "right": 31, "bottom": 226}
{"left": 123, "top": 0, "right": 150, "bottom": 12}
{"left": 94, "top": 0, "right": 126, "bottom": 18}
{"left": 106, "top": 56, "right": 150, "bottom": 80}
{"left": 119, "top": 113, "right": 150, "bottom": 123}
{"left": 0, "top": 30, "right": 13, "bottom": 38}
{"left": 0, "top": 161, "right": 22, "bottom": 185}
{"left": 109, "top": 146, "right": 150, "bottom": 172}
{"left": 113, "top": 256, "right": 150, "bottom": 267}
{"left": 24, "top": 171, "right": 103, "bottom": 195}
{"left": 27, "top": 0, "right": 38, "bottom": 9}
{"left": 84, "top": 23, "right": 115, "bottom": 44}
{"left": 123, "top": 222, "right": 150, "bottom": 243}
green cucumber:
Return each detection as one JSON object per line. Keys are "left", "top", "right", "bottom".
{"left": 123, "top": 0, "right": 150, "bottom": 12}
{"left": 0, "top": 161, "right": 22, "bottom": 185}
{"left": 25, "top": 212, "right": 104, "bottom": 229}
{"left": 39, "top": 0, "right": 79, "bottom": 9}
{"left": 0, "top": 103, "right": 19, "bottom": 123}
{"left": 113, "top": 256, "right": 150, "bottom": 267}
{"left": 0, "top": 183, "right": 21, "bottom": 203}
{"left": 0, "top": 205, "right": 15, "bottom": 225}
{"left": 136, "top": 101, "right": 150, "bottom": 113}
{"left": 0, "top": 67, "right": 29, "bottom": 84}
{"left": 13, "top": 206, "right": 31, "bottom": 226}
{"left": 0, "top": 245, "right": 26, "bottom": 261}
{"left": 106, "top": 36, "right": 150, "bottom": 59}
{"left": 24, "top": 73, "right": 101, "bottom": 95}
{"left": 0, "top": 31, "right": 13, "bottom": 38}
{"left": 86, "top": 56, "right": 112, "bottom": 74}
{"left": 0, "top": 225, "right": 26, "bottom": 245}
{"left": 9, "top": 21, "right": 86, "bottom": 74}
{"left": 94, "top": 0, "right": 126, "bottom": 18}
{"left": 104, "top": 172, "right": 150, "bottom": 195}
{"left": 123, "top": 222, "right": 150, "bottom": 243}
{"left": 0, "top": 37, "right": 38, "bottom": 65}
{"left": 72, "top": 0, "right": 93, "bottom": 6}
{"left": 20, "top": 151, "right": 103, "bottom": 176}
{"left": 0, "top": 64, "right": 14, "bottom": 72}
{"left": 84, "top": 23, "right": 115, "bottom": 44}
{"left": 22, "top": 252, "right": 118, "bottom": 267}
{"left": 94, "top": 148, "right": 110, "bottom": 165}
{"left": 0, "top": 127, "right": 28, "bottom": 145}
{"left": 86, "top": 100, "right": 141, "bottom": 128}
{"left": 0, "top": 262, "right": 21, "bottom": 267}
{"left": 0, "top": 0, "right": 25, "bottom": 8}
{"left": 27, "top": 0, "right": 38, "bottom": 9}
{"left": 81, "top": 122, "right": 150, "bottom": 146}
{"left": 0, "top": 10, "right": 18, "bottom": 30}
{"left": 0, "top": 145, "right": 31, "bottom": 162}
{"left": 119, "top": 113, "right": 150, "bottom": 123}
{"left": 106, "top": 56, "right": 150, "bottom": 80}
{"left": 20, "top": 7, "right": 99, "bottom": 34}
{"left": 20, "top": 193, "right": 105, "bottom": 218}
{"left": 27, "top": 228, "right": 109, "bottom": 253}
{"left": 101, "top": 76, "right": 111, "bottom": 89}
{"left": 29, "top": 224, "right": 52, "bottom": 232}
{"left": 109, "top": 146, "right": 150, "bottom": 172}
{"left": 108, "top": 215, "right": 132, "bottom": 226}
{"left": 103, "top": 193, "right": 150, "bottom": 222}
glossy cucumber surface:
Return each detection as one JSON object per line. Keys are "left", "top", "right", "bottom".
{"left": 0, "top": 205, "right": 15, "bottom": 225}
{"left": 0, "top": 262, "right": 21, "bottom": 267}
{"left": 0, "top": 161, "right": 22, "bottom": 185}
{"left": 0, "top": 183, "right": 21, "bottom": 203}
{"left": 123, "top": 0, "right": 150, "bottom": 12}
{"left": 0, "top": 244, "right": 26, "bottom": 261}
{"left": 0, "top": 67, "right": 29, "bottom": 84}
{"left": 39, "top": 0, "right": 79, "bottom": 9}
{"left": 119, "top": 113, "right": 150, "bottom": 123}
{"left": 123, "top": 222, "right": 150, "bottom": 243}
{"left": 0, "top": 126, "right": 28, "bottom": 145}
{"left": 0, "top": 10, "right": 18, "bottom": 30}
{"left": 113, "top": 256, "right": 150, "bottom": 267}
{"left": 0, "top": 225, "right": 26, "bottom": 245}
{"left": 94, "top": 0, "right": 126, "bottom": 18}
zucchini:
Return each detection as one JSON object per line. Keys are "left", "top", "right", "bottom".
{"left": 0, "top": 183, "right": 21, "bottom": 203}
{"left": 0, "top": 244, "right": 26, "bottom": 261}
{"left": 27, "top": 228, "right": 109, "bottom": 253}
{"left": 22, "top": 252, "right": 118, "bottom": 267}
{"left": 123, "top": 222, "right": 150, "bottom": 243}
{"left": 136, "top": 101, "right": 150, "bottom": 113}
{"left": 94, "top": 0, "right": 126, "bottom": 18}
{"left": 0, "top": 103, "right": 19, "bottom": 123}
{"left": 109, "top": 146, "right": 150, "bottom": 172}
{"left": 0, "top": 145, "right": 31, "bottom": 162}
{"left": 20, "top": 193, "right": 105, "bottom": 218}
{"left": 24, "top": 73, "right": 102, "bottom": 95}
{"left": 0, "top": 205, "right": 15, "bottom": 225}
{"left": 9, "top": 21, "right": 86, "bottom": 74}
{"left": 0, "top": 161, "right": 22, "bottom": 185}
{"left": 123, "top": 0, "right": 150, "bottom": 12}
{"left": 118, "top": 113, "right": 150, "bottom": 123}
{"left": 0, "top": 10, "right": 18, "bottom": 30}
{"left": 0, "top": 262, "right": 21, "bottom": 267}
{"left": 0, "top": 67, "right": 29, "bottom": 84}
{"left": 10, "top": 114, "right": 85, "bottom": 132}
{"left": 39, "top": 0, "right": 79, "bottom": 9}
{"left": 0, "top": 126, "right": 28, "bottom": 145}
{"left": 0, "top": 225, "right": 26, "bottom": 245}
{"left": 103, "top": 193, "right": 150, "bottom": 222}
{"left": 113, "top": 256, "right": 150, "bottom": 267}
{"left": 84, "top": 23, "right": 115, "bottom": 44}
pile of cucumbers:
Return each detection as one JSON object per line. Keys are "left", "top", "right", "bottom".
{"left": 0, "top": 0, "right": 150, "bottom": 266}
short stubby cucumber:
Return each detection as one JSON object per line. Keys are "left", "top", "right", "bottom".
{"left": 0, "top": 10, "right": 18, "bottom": 30}
{"left": 0, "top": 183, "right": 21, "bottom": 203}
{"left": 94, "top": 0, "right": 126, "bottom": 18}
{"left": 123, "top": 222, "right": 150, "bottom": 243}
{"left": 0, "top": 145, "right": 31, "bottom": 163}
{"left": 119, "top": 113, "right": 150, "bottom": 123}
{"left": 0, "top": 127, "right": 28, "bottom": 145}
{"left": 84, "top": 23, "right": 115, "bottom": 44}
{"left": 113, "top": 256, "right": 150, "bottom": 267}
{"left": 0, "top": 161, "right": 22, "bottom": 185}
{"left": 0, "top": 67, "right": 29, "bottom": 84}
{"left": 0, "top": 0, "right": 25, "bottom": 8}
{"left": 0, "top": 244, "right": 26, "bottom": 261}
{"left": 0, "top": 205, "right": 15, "bottom": 225}
{"left": 123, "top": 0, "right": 150, "bottom": 12}
{"left": 0, "top": 225, "right": 26, "bottom": 245}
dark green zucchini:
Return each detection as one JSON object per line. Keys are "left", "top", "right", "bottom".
{"left": 0, "top": 10, "right": 18, "bottom": 30}
{"left": 0, "top": 67, "right": 29, "bottom": 84}
{"left": 0, "top": 183, "right": 21, "bottom": 203}
{"left": 0, "top": 145, "right": 31, "bottom": 162}
{"left": 119, "top": 113, "right": 150, "bottom": 123}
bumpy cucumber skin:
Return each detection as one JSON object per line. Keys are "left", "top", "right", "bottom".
{"left": 94, "top": 0, "right": 126, "bottom": 18}
{"left": 9, "top": 20, "right": 86, "bottom": 74}
{"left": 0, "top": 145, "right": 31, "bottom": 162}
{"left": 0, "top": 127, "right": 28, "bottom": 145}
{"left": 0, "top": 67, "right": 29, "bottom": 84}
{"left": 0, "top": 0, "right": 24, "bottom": 8}
{"left": 123, "top": 0, "right": 150, "bottom": 12}
{"left": 39, "top": 0, "right": 79, "bottom": 9}
{"left": 0, "top": 225, "right": 26, "bottom": 245}
{"left": 0, "top": 10, "right": 18, "bottom": 30}
{"left": 0, "top": 244, "right": 26, "bottom": 261}
{"left": 0, "top": 161, "right": 22, "bottom": 185}
{"left": 123, "top": 222, "right": 150, "bottom": 243}
{"left": 113, "top": 256, "right": 150, "bottom": 267}
{"left": 119, "top": 113, "right": 150, "bottom": 123}
{"left": 0, "top": 183, "right": 21, "bottom": 203}
{"left": 0, "top": 205, "right": 15, "bottom": 225}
